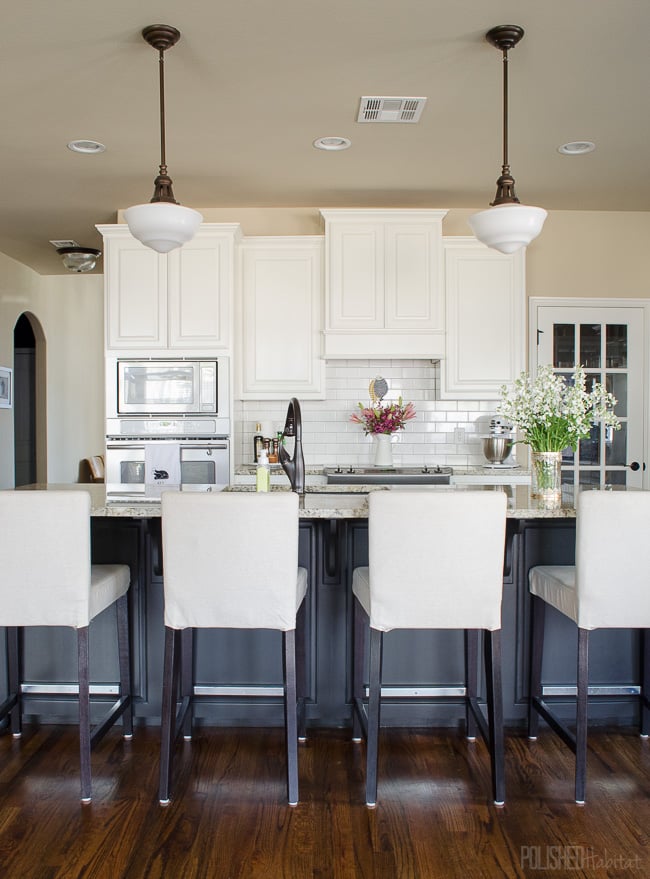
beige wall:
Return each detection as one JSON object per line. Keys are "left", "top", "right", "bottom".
{"left": 0, "top": 258, "right": 103, "bottom": 489}
{"left": 196, "top": 206, "right": 650, "bottom": 299}
{"left": 1, "top": 208, "right": 649, "bottom": 488}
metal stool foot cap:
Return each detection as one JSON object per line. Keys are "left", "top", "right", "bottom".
{"left": 81, "top": 796, "right": 92, "bottom": 804}
{"left": 527, "top": 736, "right": 537, "bottom": 741}
{"left": 12, "top": 732, "right": 22, "bottom": 739}
{"left": 352, "top": 737, "right": 363, "bottom": 743}
{"left": 288, "top": 801, "right": 298, "bottom": 807}
{"left": 159, "top": 798, "right": 171, "bottom": 806}
{"left": 640, "top": 733, "right": 649, "bottom": 739}
{"left": 466, "top": 736, "right": 477, "bottom": 742}
{"left": 575, "top": 799, "right": 585, "bottom": 806}
{"left": 494, "top": 800, "right": 505, "bottom": 807}
{"left": 366, "top": 801, "right": 376, "bottom": 809}
{"left": 123, "top": 733, "right": 133, "bottom": 740}
{"left": 183, "top": 735, "right": 192, "bottom": 742}
{"left": 298, "top": 736, "right": 307, "bottom": 743}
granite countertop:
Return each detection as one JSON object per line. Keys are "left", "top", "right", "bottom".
{"left": 14, "top": 482, "right": 579, "bottom": 519}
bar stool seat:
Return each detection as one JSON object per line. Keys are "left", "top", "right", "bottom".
{"left": 352, "top": 490, "right": 508, "bottom": 807}
{"left": 0, "top": 490, "right": 132, "bottom": 803}
{"left": 158, "top": 491, "right": 308, "bottom": 806}
{"left": 528, "top": 490, "right": 650, "bottom": 804}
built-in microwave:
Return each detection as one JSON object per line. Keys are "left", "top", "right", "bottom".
{"left": 107, "top": 357, "right": 229, "bottom": 421}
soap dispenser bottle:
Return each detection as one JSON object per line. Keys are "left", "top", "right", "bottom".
{"left": 256, "top": 448, "right": 270, "bottom": 492}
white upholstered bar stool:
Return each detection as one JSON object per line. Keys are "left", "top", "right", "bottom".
{"left": 352, "top": 490, "right": 508, "bottom": 807}
{"left": 0, "top": 490, "right": 132, "bottom": 802}
{"left": 159, "top": 491, "right": 308, "bottom": 806}
{"left": 528, "top": 490, "right": 650, "bottom": 804}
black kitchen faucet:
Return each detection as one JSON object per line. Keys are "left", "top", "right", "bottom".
{"left": 279, "top": 397, "right": 305, "bottom": 494}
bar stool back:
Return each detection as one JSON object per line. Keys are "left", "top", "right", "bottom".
{"left": 0, "top": 490, "right": 132, "bottom": 802}
{"left": 352, "top": 490, "right": 507, "bottom": 807}
{"left": 529, "top": 490, "right": 650, "bottom": 803}
{"left": 159, "top": 491, "right": 308, "bottom": 805}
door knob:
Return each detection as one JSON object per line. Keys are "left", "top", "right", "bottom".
{"left": 628, "top": 461, "right": 641, "bottom": 471}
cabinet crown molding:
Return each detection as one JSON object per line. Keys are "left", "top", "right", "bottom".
{"left": 320, "top": 208, "right": 448, "bottom": 225}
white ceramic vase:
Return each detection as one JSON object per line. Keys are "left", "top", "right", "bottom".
{"left": 373, "top": 433, "right": 394, "bottom": 468}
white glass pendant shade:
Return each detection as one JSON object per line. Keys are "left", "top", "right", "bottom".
{"left": 57, "top": 247, "right": 101, "bottom": 272}
{"left": 468, "top": 203, "right": 547, "bottom": 254}
{"left": 124, "top": 202, "right": 203, "bottom": 253}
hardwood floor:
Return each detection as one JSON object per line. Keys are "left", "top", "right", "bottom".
{"left": 0, "top": 722, "right": 648, "bottom": 878}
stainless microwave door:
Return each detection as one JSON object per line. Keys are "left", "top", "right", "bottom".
{"left": 118, "top": 362, "right": 200, "bottom": 415}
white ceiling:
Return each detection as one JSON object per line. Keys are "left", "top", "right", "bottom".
{"left": 3, "top": 0, "right": 649, "bottom": 274}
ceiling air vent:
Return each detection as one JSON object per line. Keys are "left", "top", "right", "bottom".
{"left": 49, "top": 239, "right": 80, "bottom": 249}
{"left": 357, "top": 96, "right": 427, "bottom": 123}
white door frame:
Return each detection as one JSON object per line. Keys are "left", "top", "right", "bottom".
{"left": 529, "top": 297, "right": 650, "bottom": 490}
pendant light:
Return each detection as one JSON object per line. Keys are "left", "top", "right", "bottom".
{"left": 124, "top": 25, "right": 202, "bottom": 253}
{"left": 468, "top": 25, "right": 547, "bottom": 254}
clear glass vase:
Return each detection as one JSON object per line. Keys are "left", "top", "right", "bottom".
{"left": 373, "top": 433, "right": 394, "bottom": 468}
{"left": 530, "top": 450, "right": 562, "bottom": 507}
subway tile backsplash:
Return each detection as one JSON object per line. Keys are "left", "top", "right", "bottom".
{"left": 234, "top": 360, "right": 509, "bottom": 468}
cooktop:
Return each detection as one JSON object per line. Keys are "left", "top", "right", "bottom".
{"left": 324, "top": 466, "right": 452, "bottom": 485}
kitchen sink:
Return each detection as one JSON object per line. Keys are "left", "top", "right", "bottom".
{"left": 324, "top": 466, "right": 452, "bottom": 485}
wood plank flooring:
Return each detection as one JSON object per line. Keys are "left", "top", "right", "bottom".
{"left": 0, "top": 723, "right": 648, "bottom": 878}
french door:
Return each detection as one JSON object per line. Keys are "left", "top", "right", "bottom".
{"left": 533, "top": 302, "right": 646, "bottom": 489}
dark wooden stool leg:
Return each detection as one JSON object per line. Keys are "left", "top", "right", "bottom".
{"left": 77, "top": 626, "right": 92, "bottom": 803}
{"left": 365, "top": 627, "right": 383, "bottom": 808}
{"left": 116, "top": 594, "right": 133, "bottom": 739}
{"left": 575, "top": 628, "right": 589, "bottom": 804}
{"left": 465, "top": 629, "right": 479, "bottom": 740}
{"left": 296, "top": 599, "right": 307, "bottom": 743}
{"left": 180, "top": 628, "right": 194, "bottom": 741}
{"left": 484, "top": 629, "right": 505, "bottom": 805}
{"left": 7, "top": 627, "right": 22, "bottom": 736}
{"left": 528, "top": 595, "right": 545, "bottom": 739}
{"left": 283, "top": 629, "right": 299, "bottom": 806}
{"left": 159, "top": 627, "right": 179, "bottom": 805}
{"left": 352, "top": 597, "right": 367, "bottom": 743}
{"left": 641, "top": 629, "right": 649, "bottom": 738}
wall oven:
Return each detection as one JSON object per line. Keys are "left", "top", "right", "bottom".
{"left": 105, "top": 436, "right": 230, "bottom": 499}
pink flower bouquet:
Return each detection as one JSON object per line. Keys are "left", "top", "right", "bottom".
{"left": 350, "top": 397, "right": 416, "bottom": 435}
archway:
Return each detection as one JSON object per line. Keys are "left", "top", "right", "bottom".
{"left": 13, "top": 312, "right": 46, "bottom": 486}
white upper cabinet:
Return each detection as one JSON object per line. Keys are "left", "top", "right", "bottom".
{"left": 441, "top": 237, "right": 525, "bottom": 399}
{"left": 99, "top": 223, "right": 240, "bottom": 355}
{"left": 237, "top": 237, "right": 325, "bottom": 399}
{"left": 320, "top": 209, "right": 447, "bottom": 358}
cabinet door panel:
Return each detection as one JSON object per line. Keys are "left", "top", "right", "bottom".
{"left": 327, "top": 224, "right": 384, "bottom": 328}
{"left": 240, "top": 239, "right": 324, "bottom": 398}
{"left": 442, "top": 239, "right": 525, "bottom": 399}
{"left": 385, "top": 224, "right": 442, "bottom": 329}
{"left": 168, "top": 237, "right": 230, "bottom": 349}
{"left": 106, "top": 243, "right": 166, "bottom": 349}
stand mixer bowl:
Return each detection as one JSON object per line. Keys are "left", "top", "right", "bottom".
{"left": 482, "top": 435, "right": 514, "bottom": 464}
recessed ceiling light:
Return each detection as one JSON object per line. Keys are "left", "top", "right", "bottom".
{"left": 313, "top": 136, "right": 352, "bottom": 151}
{"left": 67, "top": 140, "right": 106, "bottom": 154}
{"left": 558, "top": 141, "right": 595, "bottom": 156}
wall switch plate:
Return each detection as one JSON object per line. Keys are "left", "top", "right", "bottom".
{"left": 453, "top": 427, "right": 465, "bottom": 443}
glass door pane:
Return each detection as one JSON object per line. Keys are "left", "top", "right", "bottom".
{"left": 536, "top": 306, "right": 644, "bottom": 489}
{"left": 553, "top": 324, "right": 575, "bottom": 368}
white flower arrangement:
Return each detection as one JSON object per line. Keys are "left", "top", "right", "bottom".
{"left": 496, "top": 365, "right": 620, "bottom": 453}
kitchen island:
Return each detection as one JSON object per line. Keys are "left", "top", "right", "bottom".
{"left": 2, "top": 483, "right": 642, "bottom": 731}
